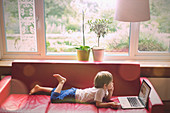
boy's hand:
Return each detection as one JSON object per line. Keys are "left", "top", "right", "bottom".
{"left": 108, "top": 87, "right": 114, "bottom": 92}
{"left": 110, "top": 102, "right": 121, "bottom": 109}
{"left": 108, "top": 87, "right": 113, "bottom": 91}
{"left": 106, "top": 87, "right": 114, "bottom": 101}
{"left": 108, "top": 82, "right": 114, "bottom": 92}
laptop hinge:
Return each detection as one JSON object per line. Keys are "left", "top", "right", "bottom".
{"left": 138, "top": 96, "right": 145, "bottom": 107}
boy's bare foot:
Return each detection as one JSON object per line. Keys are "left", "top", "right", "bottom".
{"left": 53, "top": 74, "right": 66, "bottom": 84}
{"left": 29, "top": 84, "right": 41, "bottom": 95}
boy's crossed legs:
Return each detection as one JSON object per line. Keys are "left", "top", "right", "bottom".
{"left": 29, "top": 74, "right": 66, "bottom": 95}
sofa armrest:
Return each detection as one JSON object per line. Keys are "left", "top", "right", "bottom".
{"left": 0, "top": 76, "right": 11, "bottom": 105}
{"left": 140, "top": 77, "right": 164, "bottom": 113}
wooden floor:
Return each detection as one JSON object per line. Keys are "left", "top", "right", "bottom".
{"left": 163, "top": 101, "right": 170, "bottom": 113}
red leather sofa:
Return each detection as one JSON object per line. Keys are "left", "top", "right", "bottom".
{"left": 0, "top": 61, "right": 163, "bottom": 113}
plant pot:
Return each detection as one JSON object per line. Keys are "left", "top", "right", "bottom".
{"left": 76, "top": 49, "right": 90, "bottom": 61}
{"left": 92, "top": 47, "right": 104, "bottom": 62}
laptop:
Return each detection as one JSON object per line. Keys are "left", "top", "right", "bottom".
{"left": 118, "top": 80, "right": 151, "bottom": 109}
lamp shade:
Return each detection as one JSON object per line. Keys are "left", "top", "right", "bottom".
{"left": 114, "top": 0, "right": 150, "bottom": 22}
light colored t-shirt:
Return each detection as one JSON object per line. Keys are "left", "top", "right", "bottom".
{"left": 75, "top": 87, "right": 108, "bottom": 103}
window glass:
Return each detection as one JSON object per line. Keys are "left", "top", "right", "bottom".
{"left": 3, "top": 0, "right": 37, "bottom": 52}
{"left": 44, "top": 0, "right": 129, "bottom": 56}
{"left": 139, "top": 0, "right": 170, "bottom": 53}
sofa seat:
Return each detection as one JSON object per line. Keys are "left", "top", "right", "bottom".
{"left": 99, "top": 108, "right": 148, "bottom": 113}
{"left": 98, "top": 96, "right": 148, "bottom": 113}
{"left": 47, "top": 103, "right": 98, "bottom": 113}
{"left": 0, "top": 94, "right": 50, "bottom": 113}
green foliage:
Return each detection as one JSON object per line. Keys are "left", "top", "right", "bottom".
{"left": 157, "top": 15, "right": 170, "bottom": 33}
{"left": 57, "top": 41, "right": 62, "bottom": 44}
{"left": 88, "top": 19, "right": 111, "bottom": 38}
{"left": 4, "top": 0, "right": 18, "bottom": 18}
{"left": 75, "top": 45, "right": 90, "bottom": 51}
{"left": 115, "top": 39, "right": 129, "bottom": 50}
{"left": 44, "top": 0, "right": 75, "bottom": 33}
{"left": 4, "top": 0, "right": 19, "bottom": 34}
{"left": 63, "top": 48, "right": 76, "bottom": 52}
{"left": 88, "top": 19, "right": 112, "bottom": 47}
{"left": 47, "top": 40, "right": 76, "bottom": 52}
{"left": 108, "top": 22, "right": 118, "bottom": 32}
{"left": 107, "top": 38, "right": 129, "bottom": 52}
{"left": 46, "top": 41, "right": 50, "bottom": 48}
{"left": 64, "top": 41, "right": 72, "bottom": 46}
{"left": 105, "top": 17, "right": 119, "bottom": 32}
{"left": 150, "top": 0, "right": 160, "bottom": 16}
{"left": 45, "top": 0, "right": 73, "bottom": 18}
{"left": 7, "top": 36, "right": 15, "bottom": 40}
{"left": 66, "top": 24, "right": 80, "bottom": 32}
{"left": 139, "top": 32, "right": 168, "bottom": 51}
{"left": 47, "top": 47, "right": 58, "bottom": 52}
{"left": 150, "top": 0, "right": 170, "bottom": 33}
{"left": 101, "top": 10, "right": 119, "bottom": 32}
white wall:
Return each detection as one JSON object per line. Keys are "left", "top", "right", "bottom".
{"left": 148, "top": 78, "right": 170, "bottom": 101}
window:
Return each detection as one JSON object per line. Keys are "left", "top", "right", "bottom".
{"left": 138, "top": 0, "right": 170, "bottom": 54}
{"left": 0, "top": 0, "right": 169, "bottom": 60}
{"left": 3, "top": 0, "right": 37, "bottom": 52}
{"left": 44, "top": 0, "right": 130, "bottom": 56}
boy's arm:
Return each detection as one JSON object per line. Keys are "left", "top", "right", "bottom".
{"left": 96, "top": 101, "right": 120, "bottom": 108}
{"left": 105, "top": 88, "right": 113, "bottom": 101}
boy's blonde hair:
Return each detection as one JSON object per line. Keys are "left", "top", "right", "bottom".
{"left": 94, "top": 71, "right": 113, "bottom": 88}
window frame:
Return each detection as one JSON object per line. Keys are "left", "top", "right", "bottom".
{"left": 0, "top": 0, "right": 46, "bottom": 59}
{"left": 0, "top": 0, "right": 169, "bottom": 61}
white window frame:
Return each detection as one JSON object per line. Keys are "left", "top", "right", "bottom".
{"left": 0, "top": 0, "right": 170, "bottom": 61}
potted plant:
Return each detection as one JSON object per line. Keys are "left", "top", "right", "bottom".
{"left": 88, "top": 19, "right": 111, "bottom": 61}
{"left": 75, "top": 45, "right": 90, "bottom": 61}
{"left": 75, "top": 11, "right": 90, "bottom": 61}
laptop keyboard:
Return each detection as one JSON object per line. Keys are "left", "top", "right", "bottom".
{"left": 127, "top": 97, "right": 140, "bottom": 107}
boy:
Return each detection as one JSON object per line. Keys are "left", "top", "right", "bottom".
{"left": 29, "top": 71, "right": 120, "bottom": 108}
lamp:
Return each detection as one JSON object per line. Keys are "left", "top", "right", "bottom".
{"left": 114, "top": 0, "right": 150, "bottom": 22}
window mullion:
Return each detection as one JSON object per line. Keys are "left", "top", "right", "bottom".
{"left": 129, "top": 22, "right": 140, "bottom": 58}
{"left": 0, "top": 0, "right": 6, "bottom": 57}
{"left": 35, "top": 0, "right": 46, "bottom": 57}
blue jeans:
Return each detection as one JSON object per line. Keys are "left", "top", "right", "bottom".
{"left": 50, "top": 87, "right": 77, "bottom": 103}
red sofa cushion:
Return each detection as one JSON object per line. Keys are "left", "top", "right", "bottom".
{"left": 0, "top": 94, "right": 50, "bottom": 113}
{"left": 47, "top": 103, "right": 98, "bottom": 113}
{"left": 0, "top": 76, "right": 11, "bottom": 105}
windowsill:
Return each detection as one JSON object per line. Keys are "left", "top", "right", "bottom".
{"left": 0, "top": 59, "right": 170, "bottom": 68}
{"left": 0, "top": 60, "right": 13, "bottom": 67}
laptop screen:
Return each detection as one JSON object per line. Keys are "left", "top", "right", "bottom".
{"left": 139, "top": 80, "right": 151, "bottom": 106}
